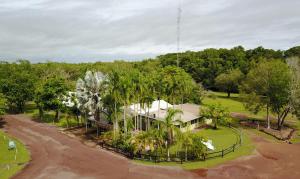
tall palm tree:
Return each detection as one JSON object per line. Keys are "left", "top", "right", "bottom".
{"left": 157, "top": 108, "right": 183, "bottom": 161}
{"left": 119, "top": 74, "right": 133, "bottom": 135}
{"left": 132, "top": 71, "right": 145, "bottom": 131}
{"left": 141, "top": 95, "right": 154, "bottom": 131}
{"left": 107, "top": 71, "right": 122, "bottom": 138}
{"left": 177, "top": 126, "right": 193, "bottom": 161}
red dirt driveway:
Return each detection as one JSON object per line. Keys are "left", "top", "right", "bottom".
{"left": 3, "top": 115, "right": 300, "bottom": 179}
{"left": 192, "top": 133, "right": 300, "bottom": 179}
{"left": 3, "top": 115, "right": 196, "bottom": 179}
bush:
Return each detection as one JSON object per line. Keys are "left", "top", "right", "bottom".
{"left": 111, "top": 134, "right": 134, "bottom": 153}
{"left": 0, "top": 108, "right": 4, "bottom": 119}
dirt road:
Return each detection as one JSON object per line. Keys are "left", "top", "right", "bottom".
{"left": 192, "top": 132, "right": 300, "bottom": 179}
{"left": 3, "top": 115, "right": 300, "bottom": 179}
{"left": 3, "top": 115, "right": 196, "bottom": 179}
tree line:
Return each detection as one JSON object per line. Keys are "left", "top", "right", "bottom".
{"left": 0, "top": 45, "right": 300, "bottom": 131}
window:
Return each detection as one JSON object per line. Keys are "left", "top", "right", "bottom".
{"left": 191, "top": 119, "right": 198, "bottom": 125}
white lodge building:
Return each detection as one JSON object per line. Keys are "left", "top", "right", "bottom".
{"left": 127, "top": 100, "right": 201, "bottom": 131}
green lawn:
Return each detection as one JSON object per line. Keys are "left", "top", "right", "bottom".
{"left": 134, "top": 127, "right": 254, "bottom": 169}
{"left": 196, "top": 127, "right": 238, "bottom": 151}
{"left": 202, "top": 92, "right": 266, "bottom": 119}
{"left": 170, "top": 126, "right": 238, "bottom": 154}
{"left": 0, "top": 130, "right": 30, "bottom": 179}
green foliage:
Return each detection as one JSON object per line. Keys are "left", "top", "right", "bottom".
{"left": 157, "top": 108, "right": 183, "bottom": 143}
{"left": 200, "top": 103, "right": 230, "bottom": 129}
{"left": 159, "top": 46, "right": 287, "bottom": 89}
{"left": 0, "top": 131, "right": 30, "bottom": 179}
{"left": 215, "top": 69, "right": 243, "bottom": 97}
{"left": 160, "top": 66, "right": 196, "bottom": 104}
{"left": 287, "top": 57, "right": 300, "bottom": 118}
{"left": 285, "top": 46, "right": 300, "bottom": 58}
{"left": 0, "top": 61, "right": 35, "bottom": 113}
{"left": 0, "top": 108, "right": 4, "bottom": 117}
{"left": 111, "top": 134, "right": 134, "bottom": 153}
{"left": 34, "top": 77, "right": 69, "bottom": 121}
{"left": 241, "top": 60, "right": 292, "bottom": 129}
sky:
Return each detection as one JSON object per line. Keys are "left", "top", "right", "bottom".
{"left": 0, "top": 0, "right": 299, "bottom": 63}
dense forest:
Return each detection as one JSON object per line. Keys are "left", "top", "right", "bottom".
{"left": 0, "top": 45, "right": 300, "bottom": 119}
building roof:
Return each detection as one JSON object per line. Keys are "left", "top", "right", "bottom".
{"left": 128, "top": 101, "right": 200, "bottom": 123}
{"left": 129, "top": 100, "right": 172, "bottom": 115}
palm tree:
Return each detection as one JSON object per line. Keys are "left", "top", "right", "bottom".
{"left": 132, "top": 71, "right": 145, "bottom": 131}
{"left": 177, "top": 126, "right": 193, "bottom": 161}
{"left": 119, "top": 74, "right": 133, "bottom": 135}
{"left": 141, "top": 95, "right": 154, "bottom": 131}
{"left": 157, "top": 108, "right": 183, "bottom": 161}
{"left": 107, "top": 71, "right": 122, "bottom": 138}
{"left": 76, "top": 71, "right": 107, "bottom": 132}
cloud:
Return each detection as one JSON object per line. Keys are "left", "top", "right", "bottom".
{"left": 0, "top": 0, "right": 299, "bottom": 62}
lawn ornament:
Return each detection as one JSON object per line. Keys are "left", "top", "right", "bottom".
{"left": 8, "top": 140, "right": 16, "bottom": 150}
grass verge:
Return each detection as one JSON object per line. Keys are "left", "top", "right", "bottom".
{"left": 0, "top": 130, "right": 30, "bottom": 179}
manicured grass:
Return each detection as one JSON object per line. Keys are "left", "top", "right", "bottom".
{"left": 202, "top": 92, "right": 266, "bottom": 119}
{"left": 196, "top": 127, "right": 238, "bottom": 151}
{"left": 134, "top": 128, "right": 254, "bottom": 170}
{"left": 170, "top": 127, "right": 238, "bottom": 154}
{"left": 0, "top": 130, "right": 30, "bottom": 179}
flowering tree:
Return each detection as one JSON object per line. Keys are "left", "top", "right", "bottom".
{"left": 62, "top": 92, "right": 81, "bottom": 127}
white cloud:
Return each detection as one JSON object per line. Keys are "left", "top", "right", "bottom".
{"left": 0, "top": 0, "right": 299, "bottom": 62}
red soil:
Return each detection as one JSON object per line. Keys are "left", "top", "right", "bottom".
{"left": 3, "top": 115, "right": 300, "bottom": 179}
{"left": 3, "top": 115, "right": 196, "bottom": 179}
{"left": 192, "top": 134, "right": 300, "bottom": 179}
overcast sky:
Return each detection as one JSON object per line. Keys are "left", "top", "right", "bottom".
{"left": 0, "top": 0, "right": 299, "bottom": 63}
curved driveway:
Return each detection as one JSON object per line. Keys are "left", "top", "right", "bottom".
{"left": 3, "top": 115, "right": 300, "bottom": 179}
{"left": 3, "top": 115, "right": 196, "bottom": 179}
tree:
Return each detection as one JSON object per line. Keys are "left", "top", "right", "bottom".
{"left": 215, "top": 69, "right": 243, "bottom": 97}
{"left": 1, "top": 71, "right": 34, "bottom": 113}
{"left": 285, "top": 46, "right": 300, "bottom": 58}
{"left": 0, "top": 108, "right": 4, "bottom": 120}
{"left": 106, "top": 70, "right": 123, "bottom": 138}
{"left": 156, "top": 108, "right": 183, "bottom": 161}
{"left": 62, "top": 92, "right": 81, "bottom": 127}
{"left": 131, "top": 71, "right": 146, "bottom": 131}
{"left": 287, "top": 57, "right": 300, "bottom": 118}
{"left": 119, "top": 73, "right": 133, "bottom": 135}
{"left": 177, "top": 128, "right": 193, "bottom": 161}
{"left": 76, "top": 71, "right": 107, "bottom": 131}
{"left": 200, "top": 103, "right": 230, "bottom": 129}
{"left": 160, "top": 66, "right": 194, "bottom": 105}
{"left": 189, "top": 133, "right": 206, "bottom": 159}
{"left": 35, "top": 77, "right": 68, "bottom": 122}
{"left": 241, "top": 60, "right": 292, "bottom": 130}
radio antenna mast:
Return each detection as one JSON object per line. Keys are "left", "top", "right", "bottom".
{"left": 176, "top": 0, "right": 181, "bottom": 67}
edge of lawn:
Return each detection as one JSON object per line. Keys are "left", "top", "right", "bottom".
{"left": 0, "top": 130, "right": 31, "bottom": 179}
{"left": 133, "top": 128, "right": 255, "bottom": 170}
